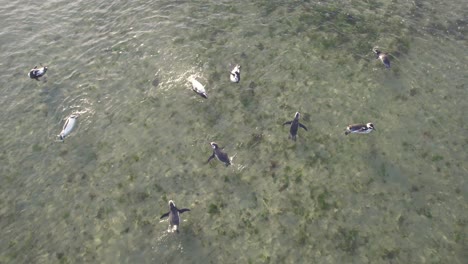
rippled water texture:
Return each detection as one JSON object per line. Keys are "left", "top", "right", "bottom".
{"left": 0, "top": 0, "right": 466, "bottom": 263}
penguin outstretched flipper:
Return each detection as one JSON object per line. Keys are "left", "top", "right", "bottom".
{"left": 160, "top": 212, "right": 170, "bottom": 219}
{"left": 178, "top": 208, "right": 190, "bottom": 214}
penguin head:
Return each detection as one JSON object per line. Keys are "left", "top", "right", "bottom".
{"left": 294, "top": 112, "right": 300, "bottom": 119}
{"left": 367, "top": 123, "right": 375, "bottom": 130}
{"left": 210, "top": 142, "right": 219, "bottom": 149}
{"left": 169, "top": 200, "right": 176, "bottom": 209}
{"left": 372, "top": 47, "right": 380, "bottom": 54}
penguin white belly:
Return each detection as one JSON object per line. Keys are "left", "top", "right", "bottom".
{"left": 230, "top": 65, "right": 241, "bottom": 83}
{"left": 190, "top": 78, "right": 205, "bottom": 93}
{"left": 36, "top": 68, "right": 45, "bottom": 76}
{"left": 230, "top": 73, "right": 238, "bottom": 83}
{"left": 188, "top": 77, "right": 207, "bottom": 98}
{"left": 59, "top": 115, "right": 78, "bottom": 140}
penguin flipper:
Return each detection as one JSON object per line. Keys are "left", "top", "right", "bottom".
{"left": 206, "top": 153, "right": 215, "bottom": 164}
{"left": 160, "top": 212, "right": 170, "bottom": 219}
{"left": 299, "top": 123, "right": 308, "bottom": 131}
{"left": 178, "top": 208, "right": 190, "bottom": 214}
{"left": 283, "top": 121, "right": 292, "bottom": 126}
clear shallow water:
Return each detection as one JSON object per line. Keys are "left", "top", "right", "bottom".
{"left": 0, "top": 0, "right": 466, "bottom": 263}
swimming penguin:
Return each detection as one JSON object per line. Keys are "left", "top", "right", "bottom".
{"left": 345, "top": 123, "right": 375, "bottom": 135}
{"left": 230, "top": 64, "right": 241, "bottom": 83}
{"left": 188, "top": 76, "right": 208, "bottom": 99}
{"left": 160, "top": 200, "right": 190, "bottom": 233}
{"left": 58, "top": 114, "right": 78, "bottom": 141}
{"left": 283, "top": 112, "right": 308, "bottom": 141}
{"left": 207, "top": 142, "right": 231, "bottom": 166}
{"left": 28, "top": 64, "right": 48, "bottom": 81}
{"left": 372, "top": 47, "right": 390, "bottom": 69}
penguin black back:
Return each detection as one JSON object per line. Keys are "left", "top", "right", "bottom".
{"left": 283, "top": 112, "right": 308, "bottom": 141}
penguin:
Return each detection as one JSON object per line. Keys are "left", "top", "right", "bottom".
{"left": 28, "top": 64, "right": 48, "bottom": 81}
{"left": 207, "top": 142, "right": 231, "bottom": 166}
{"left": 345, "top": 123, "right": 375, "bottom": 135}
{"left": 230, "top": 64, "right": 241, "bottom": 83}
{"left": 372, "top": 47, "right": 390, "bottom": 69}
{"left": 58, "top": 114, "right": 78, "bottom": 141}
{"left": 188, "top": 76, "right": 208, "bottom": 99}
{"left": 160, "top": 200, "right": 190, "bottom": 233}
{"left": 283, "top": 112, "right": 308, "bottom": 141}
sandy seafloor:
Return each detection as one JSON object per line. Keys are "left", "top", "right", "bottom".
{"left": 0, "top": 0, "right": 466, "bottom": 263}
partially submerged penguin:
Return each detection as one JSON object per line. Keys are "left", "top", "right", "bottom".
{"left": 283, "top": 112, "right": 308, "bottom": 141}
{"left": 230, "top": 64, "right": 241, "bottom": 83}
{"left": 188, "top": 76, "right": 208, "bottom": 99}
{"left": 207, "top": 142, "right": 231, "bottom": 166}
{"left": 345, "top": 123, "right": 375, "bottom": 135}
{"left": 58, "top": 114, "right": 78, "bottom": 141}
{"left": 160, "top": 200, "right": 191, "bottom": 233}
{"left": 372, "top": 47, "right": 390, "bottom": 69}
{"left": 28, "top": 64, "right": 48, "bottom": 81}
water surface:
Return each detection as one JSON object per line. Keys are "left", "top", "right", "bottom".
{"left": 0, "top": 0, "right": 466, "bottom": 263}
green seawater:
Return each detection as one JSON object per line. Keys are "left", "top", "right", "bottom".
{"left": 0, "top": 0, "right": 466, "bottom": 263}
